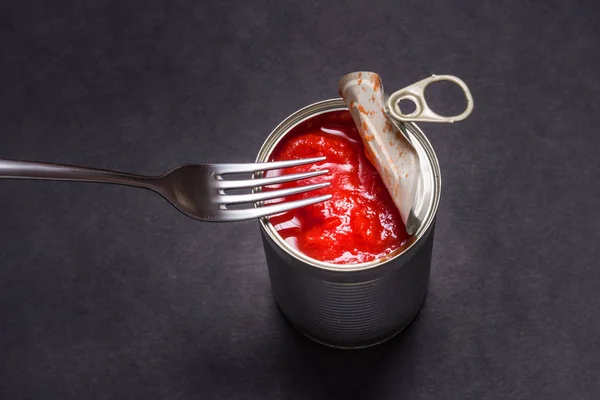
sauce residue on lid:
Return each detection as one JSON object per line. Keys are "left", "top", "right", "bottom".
{"left": 265, "top": 110, "right": 409, "bottom": 265}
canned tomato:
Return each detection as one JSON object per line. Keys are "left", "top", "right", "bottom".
{"left": 255, "top": 97, "right": 442, "bottom": 349}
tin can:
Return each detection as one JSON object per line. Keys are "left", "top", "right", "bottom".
{"left": 256, "top": 98, "right": 441, "bottom": 349}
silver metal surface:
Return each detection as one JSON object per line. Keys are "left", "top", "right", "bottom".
{"left": 0, "top": 158, "right": 332, "bottom": 222}
{"left": 257, "top": 99, "right": 442, "bottom": 348}
{"left": 386, "top": 74, "right": 474, "bottom": 123}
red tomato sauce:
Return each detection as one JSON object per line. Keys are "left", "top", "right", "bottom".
{"left": 266, "top": 110, "right": 409, "bottom": 264}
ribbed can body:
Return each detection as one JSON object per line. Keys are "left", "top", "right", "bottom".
{"left": 257, "top": 99, "right": 441, "bottom": 348}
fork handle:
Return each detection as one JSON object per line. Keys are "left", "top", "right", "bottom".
{"left": 0, "top": 159, "right": 159, "bottom": 190}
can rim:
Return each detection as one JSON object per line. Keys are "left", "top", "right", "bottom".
{"left": 256, "top": 98, "right": 441, "bottom": 273}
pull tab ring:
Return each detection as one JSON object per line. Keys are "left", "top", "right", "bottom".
{"left": 386, "top": 75, "right": 474, "bottom": 123}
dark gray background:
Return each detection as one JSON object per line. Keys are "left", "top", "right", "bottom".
{"left": 1, "top": 0, "right": 599, "bottom": 399}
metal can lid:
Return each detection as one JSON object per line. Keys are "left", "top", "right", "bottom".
{"left": 339, "top": 72, "right": 473, "bottom": 234}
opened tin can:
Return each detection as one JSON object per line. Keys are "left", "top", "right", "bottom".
{"left": 255, "top": 97, "right": 442, "bottom": 348}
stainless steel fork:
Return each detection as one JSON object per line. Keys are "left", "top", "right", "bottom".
{"left": 0, "top": 157, "right": 331, "bottom": 222}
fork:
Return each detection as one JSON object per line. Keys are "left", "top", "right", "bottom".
{"left": 0, "top": 157, "right": 331, "bottom": 222}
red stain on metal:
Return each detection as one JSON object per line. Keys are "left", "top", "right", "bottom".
{"left": 364, "top": 144, "right": 377, "bottom": 165}
{"left": 358, "top": 104, "right": 376, "bottom": 117}
{"left": 383, "top": 118, "right": 393, "bottom": 133}
{"left": 362, "top": 120, "right": 369, "bottom": 132}
{"left": 370, "top": 74, "right": 382, "bottom": 91}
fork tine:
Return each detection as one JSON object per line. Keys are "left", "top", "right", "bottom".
{"left": 215, "top": 157, "right": 326, "bottom": 175}
{"left": 220, "top": 194, "right": 333, "bottom": 221}
{"left": 221, "top": 182, "right": 330, "bottom": 205}
{"left": 218, "top": 169, "right": 328, "bottom": 190}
